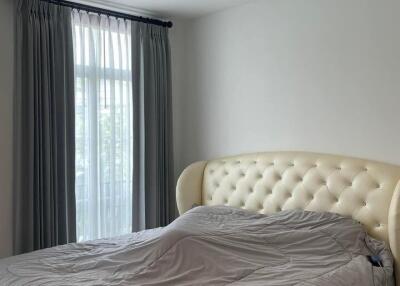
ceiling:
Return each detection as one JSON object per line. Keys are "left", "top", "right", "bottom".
{"left": 74, "top": 0, "right": 256, "bottom": 19}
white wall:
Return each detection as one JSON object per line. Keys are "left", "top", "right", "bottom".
{"left": 0, "top": 0, "right": 14, "bottom": 258}
{"left": 175, "top": 0, "right": 400, "bottom": 178}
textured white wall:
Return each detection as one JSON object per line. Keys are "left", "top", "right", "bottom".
{"left": 0, "top": 0, "right": 14, "bottom": 258}
{"left": 175, "top": 0, "right": 400, "bottom": 179}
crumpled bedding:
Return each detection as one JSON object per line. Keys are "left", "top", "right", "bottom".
{"left": 0, "top": 206, "right": 394, "bottom": 285}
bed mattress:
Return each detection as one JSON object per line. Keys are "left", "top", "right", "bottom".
{"left": 0, "top": 206, "right": 394, "bottom": 285}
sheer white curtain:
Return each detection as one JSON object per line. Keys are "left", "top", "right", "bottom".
{"left": 72, "top": 11, "right": 133, "bottom": 242}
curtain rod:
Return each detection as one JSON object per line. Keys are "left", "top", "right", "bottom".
{"left": 44, "top": 0, "right": 173, "bottom": 28}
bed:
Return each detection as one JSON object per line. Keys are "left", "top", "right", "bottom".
{"left": 1, "top": 151, "right": 400, "bottom": 285}
{"left": 177, "top": 151, "right": 400, "bottom": 285}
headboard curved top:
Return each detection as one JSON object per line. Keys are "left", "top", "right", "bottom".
{"left": 176, "top": 151, "right": 400, "bottom": 284}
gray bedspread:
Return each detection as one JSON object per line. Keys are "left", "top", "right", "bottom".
{"left": 0, "top": 206, "right": 394, "bottom": 285}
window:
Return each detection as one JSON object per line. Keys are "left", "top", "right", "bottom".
{"left": 72, "top": 11, "right": 133, "bottom": 242}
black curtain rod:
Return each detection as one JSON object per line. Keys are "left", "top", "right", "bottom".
{"left": 44, "top": 0, "right": 173, "bottom": 28}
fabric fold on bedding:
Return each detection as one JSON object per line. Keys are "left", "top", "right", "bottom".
{"left": 0, "top": 206, "right": 394, "bottom": 285}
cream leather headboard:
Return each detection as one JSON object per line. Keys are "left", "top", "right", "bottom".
{"left": 176, "top": 152, "right": 400, "bottom": 284}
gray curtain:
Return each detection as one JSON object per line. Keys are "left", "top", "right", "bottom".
{"left": 14, "top": 0, "right": 76, "bottom": 254}
{"left": 131, "top": 22, "right": 175, "bottom": 231}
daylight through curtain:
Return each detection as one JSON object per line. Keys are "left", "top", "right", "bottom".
{"left": 72, "top": 11, "right": 133, "bottom": 241}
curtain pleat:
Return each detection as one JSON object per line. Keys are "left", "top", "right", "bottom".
{"left": 14, "top": 0, "right": 76, "bottom": 254}
{"left": 131, "top": 22, "right": 175, "bottom": 231}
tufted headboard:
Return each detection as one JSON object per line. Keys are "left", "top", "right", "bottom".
{"left": 176, "top": 151, "right": 400, "bottom": 284}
